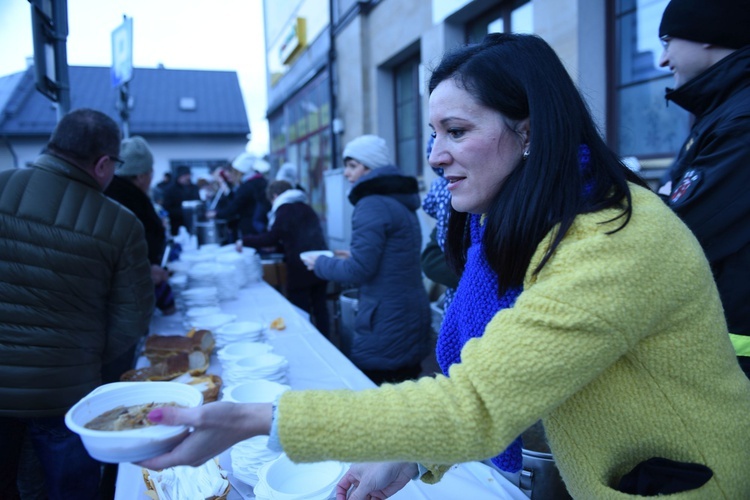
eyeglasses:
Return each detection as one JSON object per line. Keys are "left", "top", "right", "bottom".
{"left": 108, "top": 154, "right": 125, "bottom": 168}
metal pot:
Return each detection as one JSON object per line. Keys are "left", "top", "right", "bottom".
{"left": 519, "top": 421, "right": 572, "bottom": 500}
{"left": 181, "top": 200, "right": 205, "bottom": 234}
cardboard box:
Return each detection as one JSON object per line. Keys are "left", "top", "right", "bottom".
{"left": 262, "top": 261, "right": 287, "bottom": 296}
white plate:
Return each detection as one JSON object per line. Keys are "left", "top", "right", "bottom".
{"left": 299, "top": 250, "right": 333, "bottom": 264}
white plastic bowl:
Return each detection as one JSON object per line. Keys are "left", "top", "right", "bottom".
{"left": 218, "top": 341, "right": 272, "bottom": 360}
{"left": 65, "top": 382, "right": 203, "bottom": 463}
{"left": 299, "top": 250, "right": 334, "bottom": 265}
{"left": 215, "top": 321, "right": 265, "bottom": 338}
{"left": 186, "top": 306, "right": 223, "bottom": 319}
{"left": 190, "top": 313, "right": 237, "bottom": 330}
{"left": 223, "top": 379, "right": 290, "bottom": 403}
{"left": 256, "top": 454, "right": 346, "bottom": 500}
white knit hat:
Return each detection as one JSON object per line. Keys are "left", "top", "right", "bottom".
{"left": 342, "top": 135, "right": 391, "bottom": 169}
{"left": 117, "top": 136, "right": 153, "bottom": 176}
{"left": 253, "top": 159, "right": 271, "bottom": 174}
{"left": 232, "top": 152, "right": 255, "bottom": 174}
{"left": 275, "top": 162, "right": 298, "bottom": 185}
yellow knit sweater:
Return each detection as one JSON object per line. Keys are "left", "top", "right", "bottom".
{"left": 278, "top": 185, "right": 750, "bottom": 499}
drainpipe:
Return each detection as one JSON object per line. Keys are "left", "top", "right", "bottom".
{"left": 328, "top": 0, "right": 339, "bottom": 167}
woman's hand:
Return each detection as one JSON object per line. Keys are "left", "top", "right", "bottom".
{"left": 302, "top": 254, "right": 320, "bottom": 270}
{"left": 136, "top": 402, "right": 273, "bottom": 470}
{"left": 335, "top": 462, "right": 417, "bottom": 500}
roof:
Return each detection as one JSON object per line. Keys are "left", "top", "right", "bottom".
{"left": 0, "top": 65, "right": 250, "bottom": 137}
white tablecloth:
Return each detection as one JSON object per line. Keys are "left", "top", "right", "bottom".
{"left": 115, "top": 281, "right": 527, "bottom": 499}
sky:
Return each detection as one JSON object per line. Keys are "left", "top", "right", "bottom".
{"left": 0, "top": 0, "right": 270, "bottom": 156}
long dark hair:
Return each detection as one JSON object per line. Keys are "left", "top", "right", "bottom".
{"left": 430, "top": 33, "right": 647, "bottom": 296}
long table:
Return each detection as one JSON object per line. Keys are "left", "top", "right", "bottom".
{"left": 115, "top": 281, "right": 528, "bottom": 499}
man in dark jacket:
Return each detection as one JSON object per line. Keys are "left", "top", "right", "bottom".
{"left": 162, "top": 164, "right": 201, "bottom": 235}
{"left": 241, "top": 180, "right": 330, "bottom": 335}
{"left": 656, "top": 0, "right": 750, "bottom": 377}
{"left": 210, "top": 152, "right": 272, "bottom": 238}
{"left": 0, "top": 109, "right": 154, "bottom": 498}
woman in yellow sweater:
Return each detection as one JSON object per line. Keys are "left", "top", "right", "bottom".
{"left": 140, "top": 34, "right": 750, "bottom": 499}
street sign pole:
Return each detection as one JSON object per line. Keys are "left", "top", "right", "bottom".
{"left": 111, "top": 15, "right": 133, "bottom": 137}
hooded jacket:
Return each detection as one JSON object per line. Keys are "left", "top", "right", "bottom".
{"left": 105, "top": 174, "right": 167, "bottom": 265}
{"left": 242, "top": 189, "right": 327, "bottom": 291}
{"left": 662, "top": 46, "right": 750, "bottom": 338}
{"left": 0, "top": 154, "right": 154, "bottom": 417}
{"left": 216, "top": 173, "right": 270, "bottom": 236}
{"left": 314, "top": 166, "right": 431, "bottom": 371}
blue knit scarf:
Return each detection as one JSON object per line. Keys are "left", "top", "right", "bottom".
{"left": 436, "top": 213, "right": 523, "bottom": 472}
{"left": 435, "top": 144, "right": 593, "bottom": 472}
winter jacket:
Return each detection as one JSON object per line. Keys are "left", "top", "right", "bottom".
{"left": 313, "top": 166, "right": 431, "bottom": 371}
{"left": 279, "top": 184, "right": 750, "bottom": 499}
{"left": 162, "top": 180, "right": 201, "bottom": 235}
{"left": 105, "top": 175, "right": 167, "bottom": 265}
{"left": 242, "top": 189, "right": 327, "bottom": 292}
{"left": 0, "top": 154, "right": 154, "bottom": 418}
{"left": 661, "top": 46, "right": 750, "bottom": 341}
{"left": 216, "top": 174, "right": 270, "bottom": 236}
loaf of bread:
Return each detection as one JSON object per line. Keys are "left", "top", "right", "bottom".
{"left": 120, "top": 350, "right": 209, "bottom": 382}
{"left": 144, "top": 329, "right": 215, "bottom": 364}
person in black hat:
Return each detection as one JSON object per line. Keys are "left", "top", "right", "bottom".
{"left": 656, "top": 0, "right": 750, "bottom": 378}
{"left": 162, "top": 164, "right": 201, "bottom": 235}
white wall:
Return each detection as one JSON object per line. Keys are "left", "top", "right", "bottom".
{"left": 3, "top": 136, "right": 247, "bottom": 188}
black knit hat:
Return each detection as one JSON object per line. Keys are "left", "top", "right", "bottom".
{"left": 659, "top": 0, "right": 750, "bottom": 49}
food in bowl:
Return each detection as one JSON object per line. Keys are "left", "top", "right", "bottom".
{"left": 85, "top": 402, "right": 184, "bottom": 431}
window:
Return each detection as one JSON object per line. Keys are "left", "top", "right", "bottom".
{"left": 613, "top": 0, "right": 690, "bottom": 160}
{"left": 394, "top": 55, "right": 422, "bottom": 177}
{"left": 466, "top": 0, "right": 534, "bottom": 43}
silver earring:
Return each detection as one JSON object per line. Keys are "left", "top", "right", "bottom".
{"left": 522, "top": 150, "right": 530, "bottom": 161}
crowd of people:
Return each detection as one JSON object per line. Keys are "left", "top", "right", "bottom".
{"left": 1, "top": 0, "right": 748, "bottom": 498}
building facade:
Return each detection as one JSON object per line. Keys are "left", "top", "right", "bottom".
{"left": 263, "top": 0, "right": 687, "bottom": 247}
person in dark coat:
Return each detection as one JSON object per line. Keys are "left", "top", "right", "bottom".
{"left": 105, "top": 136, "right": 176, "bottom": 319}
{"left": 241, "top": 180, "right": 330, "bottom": 335}
{"left": 162, "top": 164, "right": 201, "bottom": 235}
{"left": 656, "top": 0, "right": 750, "bottom": 377}
{"left": 0, "top": 108, "right": 153, "bottom": 499}
{"left": 305, "top": 135, "right": 431, "bottom": 384}
{"left": 210, "top": 153, "right": 272, "bottom": 238}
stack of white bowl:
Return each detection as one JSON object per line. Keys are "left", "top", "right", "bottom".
{"left": 217, "top": 341, "right": 272, "bottom": 367}
{"left": 199, "top": 243, "right": 221, "bottom": 253}
{"left": 223, "top": 380, "right": 290, "bottom": 488}
{"left": 230, "top": 435, "right": 282, "bottom": 488}
{"left": 253, "top": 454, "right": 347, "bottom": 500}
{"left": 181, "top": 286, "right": 220, "bottom": 310}
{"left": 214, "top": 321, "right": 265, "bottom": 348}
{"left": 221, "top": 353, "right": 288, "bottom": 386}
{"left": 188, "top": 262, "right": 239, "bottom": 301}
{"left": 243, "top": 249, "right": 263, "bottom": 284}
{"left": 168, "top": 274, "right": 190, "bottom": 311}
{"left": 221, "top": 378, "right": 289, "bottom": 404}
{"left": 184, "top": 306, "right": 223, "bottom": 330}
{"left": 180, "top": 250, "right": 216, "bottom": 269}
{"left": 216, "top": 251, "right": 248, "bottom": 289}
{"left": 189, "top": 312, "right": 236, "bottom": 332}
